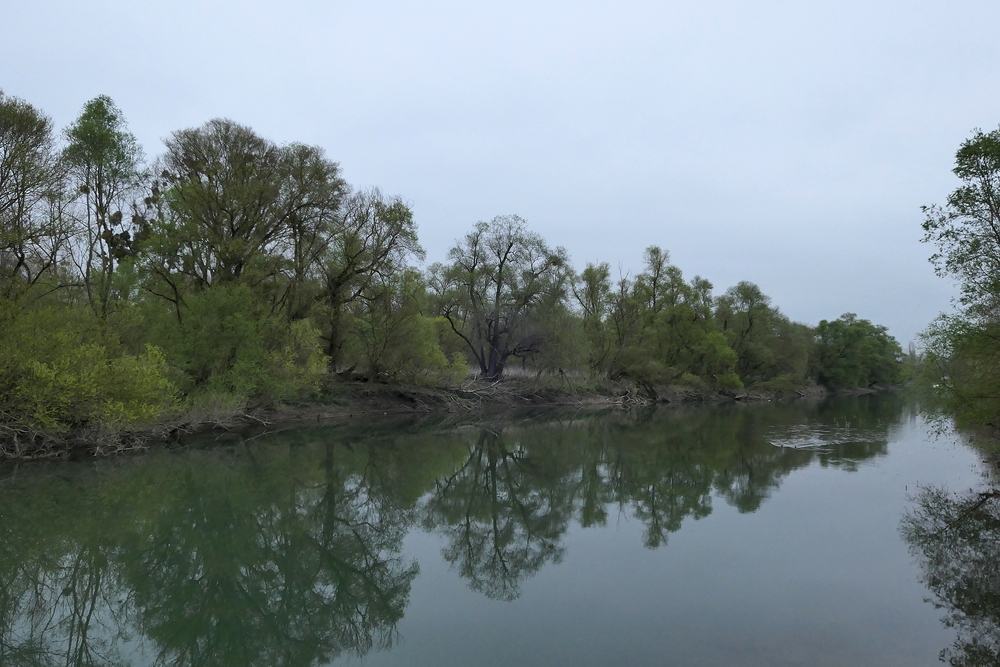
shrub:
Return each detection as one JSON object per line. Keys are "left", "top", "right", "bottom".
{"left": 1, "top": 304, "right": 177, "bottom": 431}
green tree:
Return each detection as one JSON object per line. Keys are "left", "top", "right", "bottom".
{"left": 63, "top": 96, "right": 144, "bottom": 319}
{"left": 343, "top": 268, "right": 463, "bottom": 384}
{"left": 813, "top": 313, "right": 902, "bottom": 389}
{"left": 142, "top": 119, "right": 347, "bottom": 316}
{"left": 921, "top": 126, "right": 1000, "bottom": 424}
{"left": 716, "top": 281, "right": 776, "bottom": 382}
{"left": 572, "top": 262, "right": 614, "bottom": 374}
{"left": 318, "top": 187, "right": 422, "bottom": 366}
{"left": 922, "top": 127, "right": 1000, "bottom": 321}
{"left": 433, "top": 215, "right": 568, "bottom": 379}
{"left": 0, "top": 90, "right": 67, "bottom": 302}
{"left": 714, "top": 281, "right": 814, "bottom": 387}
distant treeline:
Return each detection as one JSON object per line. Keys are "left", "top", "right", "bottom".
{"left": 0, "top": 91, "right": 904, "bottom": 439}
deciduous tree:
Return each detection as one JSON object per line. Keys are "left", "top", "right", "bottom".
{"left": 0, "top": 91, "right": 67, "bottom": 302}
{"left": 435, "top": 215, "right": 568, "bottom": 379}
{"left": 64, "top": 96, "right": 143, "bottom": 318}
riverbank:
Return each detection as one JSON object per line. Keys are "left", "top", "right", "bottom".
{"left": 1, "top": 376, "right": 843, "bottom": 460}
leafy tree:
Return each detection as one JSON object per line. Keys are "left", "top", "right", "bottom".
{"left": 149, "top": 284, "right": 326, "bottom": 407}
{"left": 142, "top": 119, "right": 347, "bottom": 313}
{"left": 434, "top": 215, "right": 568, "bottom": 379}
{"left": 716, "top": 281, "right": 776, "bottom": 382}
{"left": 922, "top": 127, "right": 1000, "bottom": 321}
{"left": 921, "top": 126, "right": 1000, "bottom": 424}
{"left": 343, "top": 268, "right": 464, "bottom": 384}
{"left": 572, "top": 262, "right": 614, "bottom": 374}
{"left": 318, "top": 187, "right": 422, "bottom": 366}
{"left": 813, "top": 313, "right": 902, "bottom": 389}
{"left": 0, "top": 90, "right": 67, "bottom": 302}
{"left": 602, "top": 270, "right": 644, "bottom": 378}
{"left": 63, "top": 96, "right": 144, "bottom": 319}
{"left": 0, "top": 304, "right": 176, "bottom": 448}
{"left": 571, "top": 248, "right": 741, "bottom": 387}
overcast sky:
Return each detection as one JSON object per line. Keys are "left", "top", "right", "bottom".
{"left": 5, "top": 0, "right": 999, "bottom": 345}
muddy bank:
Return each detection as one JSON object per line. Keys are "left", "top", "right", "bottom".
{"left": 1, "top": 377, "right": 842, "bottom": 460}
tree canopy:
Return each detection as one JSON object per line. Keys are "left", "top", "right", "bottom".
{"left": 0, "top": 90, "right": 906, "bottom": 451}
{"left": 921, "top": 125, "right": 1000, "bottom": 425}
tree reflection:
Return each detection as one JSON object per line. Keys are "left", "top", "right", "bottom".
{"left": 902, "top": 485, "right": 1000, "bottom": 666}
{"left": 0, "top": 441, "right": 419, "bottom": 667}
{"left": 422, "top": 395, "right": 897, "bottom": 592}
{"left": 422, "top": 429, "right": 570, "bottom": 601}
{"left": 0, "top": 394, "right": 902, "bottom": 663}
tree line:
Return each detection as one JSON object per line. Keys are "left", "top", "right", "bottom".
{"left": 0, "top": 90, "right": 904, "bottom": 440}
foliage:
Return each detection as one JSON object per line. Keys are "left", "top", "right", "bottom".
{"left": 64, "top": 95, "right": 145, "bottom": 319}
{"left": 433, "top": 214, "right": 569, "bottom": 379}
{"left": 343, "top": 269, "right": 465, "bottom": 384}
{"left": 140, "top": 119, "right": 347, "bottom": 308}
{"left": 920, "top": 125, "right": 1000, "bottom": 424}
{"left": 0, "top": 89, "right": 908, "bottom": 449}
{"left": 154, "top": 284, "right": 327, "bottom": 406}
{"left": 0, "top": 303, "right": 176, "bottom": 431}
{"left": 0, "top": 90, "right": 66, "bottom": 302}
{"left": 813, "top": 313, "right": 902, "bottom": 389}
{"left": 318, "top": 187, "right": 423, "bottom": 364}
{"left": 920, "top": 314, "right": 1000, "bottom": 426}
{"left": 922, "top": 127, "right": 1000, "bottom": 321}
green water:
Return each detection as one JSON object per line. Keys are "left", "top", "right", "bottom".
{"left": 0, "top": 395, "right": 991, "bottom": 666}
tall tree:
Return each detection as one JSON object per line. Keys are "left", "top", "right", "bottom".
{"left": 141, "top": 119, "right": 348, "bottom": 319}
{"left": 716, "top": 281, "right": 777, "bottom": 382}
{"left": 63, "top": 96, "right": 143, "bottom": 319}
{"left": 921, "top": 126, "right": 1000, "bottom": 424}
{"left": 434, "top": 215, "right": 568, "bottom": 379}
{"left": 923, "top": 126, "right": 1000, "bottom": 321}
{"left": 572, "top": 262, "right": 614, "bottom": 375}
{"left": 813, "top": 314, "right": 902, "bottom": 389}
{"left": 0, "top": 91, "right": 67, "bottom": 302}
{"left": 318, "top": 187, "right": 422, "bottom": 366}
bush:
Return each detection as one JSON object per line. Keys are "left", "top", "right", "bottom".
{"left": 161, "top": 285, "right": 329, "bottom": 407}
{"left": 345, "top": 312, "right": 467, "bottom": 386}
{"left": 0, "top": 304, "right": 177, "bottom": 431}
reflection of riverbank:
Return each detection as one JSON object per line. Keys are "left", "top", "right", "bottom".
{"left": 0, "top": 395, "right": 906, "bottom": 666}
{"left": 902, "top": 444, "right": 1000, "bottom": 667}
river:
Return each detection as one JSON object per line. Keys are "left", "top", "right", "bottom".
{"left": 0, "top": 394, "right": 993, "bottom": 666}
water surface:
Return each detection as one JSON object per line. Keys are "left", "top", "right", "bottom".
{"left": 0, "top": 395, "right": 991, "bottom": 666}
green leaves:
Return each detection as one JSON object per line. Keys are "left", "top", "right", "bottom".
{"left": 814, "top": 314, "right": 902, "bottom": 389}
{"left": 920, "top": 125, "right": 1000, "bottom": 425}
{"left": 922, "top": 126, "right": 1000, "bottom": 320}
{"left": 1, "top": 305, "right": 177, "bottom": 432}
{"left": 437, "top": 214, "right": 568, "bottom": 379}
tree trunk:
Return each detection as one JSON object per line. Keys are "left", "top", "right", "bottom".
{"left": 326, "top": 299, "right": 344, "bottom": 369}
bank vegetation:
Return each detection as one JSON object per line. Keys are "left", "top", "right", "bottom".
{"left": 0, "top": 91, "right": 905, "bottom": 457}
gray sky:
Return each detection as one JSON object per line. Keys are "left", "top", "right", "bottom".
{"left": 5, "top": 0, "right": 998, "bottom": 345}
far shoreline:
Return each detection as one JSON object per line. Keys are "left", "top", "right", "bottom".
{"left": 0, "top": 378, "right": 903, "bottom": 462}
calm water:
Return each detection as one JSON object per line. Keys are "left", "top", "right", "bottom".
{"left": 0, "top": 395, "right": 994, "bottom": 666}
